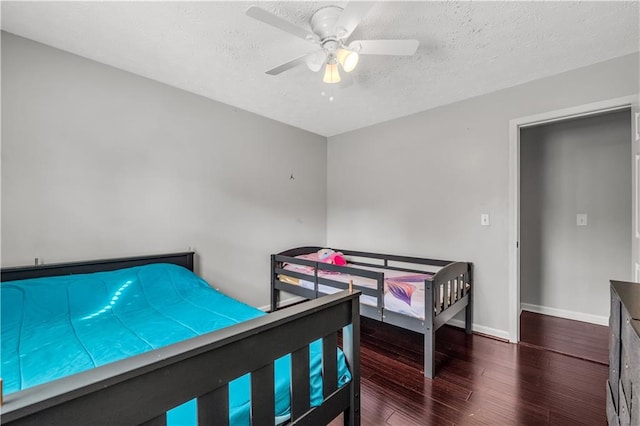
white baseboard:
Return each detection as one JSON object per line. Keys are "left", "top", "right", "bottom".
{"left": 520, "top": 303, "right": 608, "bottom": 326}
{"left": 257, "top": 296, "right": 306, "bottom": 312}
{"left": 447, "top": 319, "right": 510, "bottom": 341}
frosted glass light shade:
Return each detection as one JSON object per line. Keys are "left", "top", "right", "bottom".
{"left": 323, "top": 62, "right": 341, "bottom": 83}
{"left": 305, "top": 49, "right": 328, "bottom": 72}
{"left": 337, "top": 48, "right": 359, "bottom": 72}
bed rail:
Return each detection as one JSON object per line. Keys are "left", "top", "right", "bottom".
{"left": 0, "top": 290, "right": 361, "bottom": 426}
{"left": 277, "top": 246, "right": 453, "bottom": 268}
{"left": 272, "top": 254, "right": 384, "bottom": 311}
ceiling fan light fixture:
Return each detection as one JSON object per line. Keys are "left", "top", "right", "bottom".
{"left": 305, "top": 49, "right": 329, "bottom": 72}
{"left": 336, "top": 48, "right": 359, "bottom": 73}
{"left": 246, "top": 5, "right": 420, "bottom": 79}
{"left": 323, "top": 60, "right": 341, "bottom": 84}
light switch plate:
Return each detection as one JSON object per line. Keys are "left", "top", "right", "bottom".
{"left": 481, "top": 213, "right": 490, "bottom": 226}
{"left": 576, "top": 213, "right": 587, "bottom": 226}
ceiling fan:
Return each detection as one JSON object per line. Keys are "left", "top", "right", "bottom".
{"left": 246, "top": 3, "right": 419, "bottom": 84}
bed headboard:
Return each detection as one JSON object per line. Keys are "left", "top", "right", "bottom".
{"left": 1, "top": 252, "right": 195, "bottom": 282}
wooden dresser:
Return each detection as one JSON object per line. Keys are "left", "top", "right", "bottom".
{"left": 608, "top": 281, "right": 640, "bottom": 426}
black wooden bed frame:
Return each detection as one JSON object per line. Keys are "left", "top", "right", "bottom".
{"left": 1, "top": 252, "right": 361, "bottom": 426}
{"left": 271, "top": 247, "right": 473, "bottom": 379}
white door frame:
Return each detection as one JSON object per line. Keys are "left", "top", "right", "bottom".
{"left": 508, "top": 95, "right": 638, "bottom": 343}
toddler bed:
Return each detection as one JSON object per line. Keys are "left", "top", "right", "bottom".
{"left": 271, "top": 247, "right": 473, "bottom": 378}
{"left": 1, "top": 252, "right": 361, "bottom": 425}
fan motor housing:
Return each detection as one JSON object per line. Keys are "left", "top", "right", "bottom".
{"left": 310, "top": 6, "right": 344, "bottom": 41}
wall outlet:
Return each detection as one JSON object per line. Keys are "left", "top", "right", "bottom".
{"left": 576, "top": 213, "right": 588, "bottom": 226}
{"left": 481, "top": 213, "right": 490, "bottom": 226}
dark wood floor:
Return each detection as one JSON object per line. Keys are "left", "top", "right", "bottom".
{"left": 520, "top": 310, "right": 609, "bottom": 365}
{"left": 331, "top": 316, "right": 609, "bottom": 425}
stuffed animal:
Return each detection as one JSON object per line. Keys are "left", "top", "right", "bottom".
{"left": 317, "top": 248, "right": 347, "bottom": 266}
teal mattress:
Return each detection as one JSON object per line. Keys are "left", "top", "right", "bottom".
{"left": 1, "top": 263, "right": 351, "bottom": 424}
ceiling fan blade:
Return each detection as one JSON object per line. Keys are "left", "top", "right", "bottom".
{"left": 246, "top": 6, "right": 319, "bottom": 43}
{"left": 265, "top": 55, "right": 308, "bottom": 75}
{"left": 349, "top": 39, "right": 419, "bottom": 56}
{"left": 335, "top": 2, "right": 375, "bottom": 39}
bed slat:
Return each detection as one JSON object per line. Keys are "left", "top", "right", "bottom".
{"left": 198, "top": 385, "right": 229, "bottom": 426}
{"left": 322, "top": 333, "right": 338, "bottom": 398}
{"left": 291, "top": 345, "right": 311, "bottom": 420}
{"left": 464, "top": 273, "right": 469, "bottom": 296}
{"left": 342, "top": 299, "right": 361, "bottom": 426}
{"left": 250, "top": 363, "right": 275, "bottom": 426}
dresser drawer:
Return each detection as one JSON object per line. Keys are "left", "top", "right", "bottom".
{"left": 611, "top": 290, "right": 621, "bottom": 335}
{"left": 620, "top": 345, "right": 631, "bottom": 410}
{"left": 632, "top": 380, "right": 640, "bottom": 426}
{"left": 626, "top": 324, "right": 640, "bottom": 425}
{"left": 607, "top": 380, "right": 620, "bottom": 426}
{"left": 621, "top": 311, "right": 640, "bottom": 363}
{"left": 610, "top": 330, "right": 620, "bottom": 408}
{"left": 619, "top": 381, "right": 631, "bottom": 426}
{"left": 621, "top": 305, "right": 632, "bottom": 341}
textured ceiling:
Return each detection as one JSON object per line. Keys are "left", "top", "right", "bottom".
{"left": 2, "top": 1, "right": 639, "bottom": 137}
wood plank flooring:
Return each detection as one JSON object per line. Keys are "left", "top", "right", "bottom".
{"left": 519, "top": 310, "right": 609, "bottom": 365}
{"left": 331, "top": 316, "right": 608, "bottom": 425}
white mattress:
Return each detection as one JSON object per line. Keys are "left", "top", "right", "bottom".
{"left": 298, "top": 278, "right": 427, "bottom": 319}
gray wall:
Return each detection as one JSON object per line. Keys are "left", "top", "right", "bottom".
{"left": 520, "top": 111, "right": 631, "bottom": 319}
{"left": 1, "top": 32, "right": 327, "bottom": 308}
{"left": 3, "top": 30, "right": 638, "bottom": 334}
{"left": 327, "top": 53, "right": 639, "bottom": 337}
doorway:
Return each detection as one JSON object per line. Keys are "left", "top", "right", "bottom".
{"left": 508, "top": 95, "right": 639, "bottom": 344}
{"left": 518, "top": 110, "right": 631, "bottom": 362}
